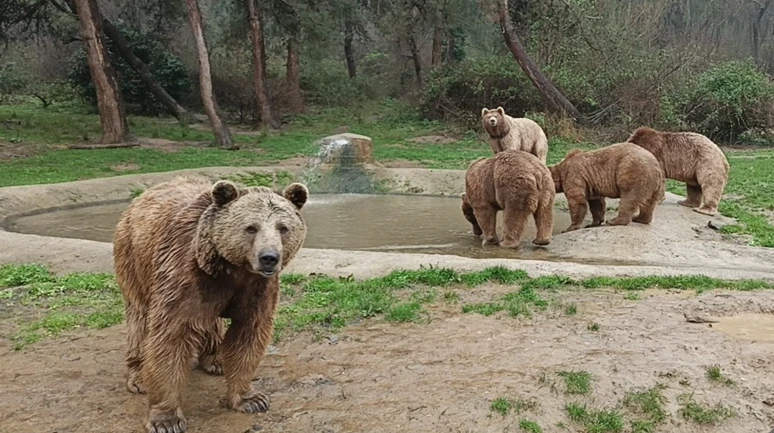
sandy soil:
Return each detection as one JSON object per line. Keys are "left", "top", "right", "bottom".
{"left": 3, "top": 288, "right": 774, "bottom": 433}
{"left": 2, "top": 166, "right": 774, "bottom": 433}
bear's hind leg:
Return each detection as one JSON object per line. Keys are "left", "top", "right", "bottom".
{"left": 473, "top": 205, "right": 499, "bottom": 246}
{"left": 633, "top": 188, "right": 661, "bottom": 224}
{"left": 532, "top": 194, "right": 554, "bottom": 245}
{"left": 586, "top": 198, "right": 606, "bottom": 228}
{"left": 142, "top": 319, "right": 198, "bottom": 433}
{"left": 694, "top": 168, "right": 727, "bottom": 216}
{"left": 197, "top": 318, "right": 225, "bottom": 376}
{"left": 564, "top": 192, "right": 588, "bottom": 232}
{"left": 678, "top": 184, "right": 702, "bottom": 208}
{"left": 125, "top": 302, "right": 148, "bottom": 394}
{"left": 500, "top": 205, "right": 529, "bottom": 249}
{"left": 220, "top": 291, "right": 279, "bottom": 414}
{"left": 607, "top": 194, "right": 639, "bottom": 226}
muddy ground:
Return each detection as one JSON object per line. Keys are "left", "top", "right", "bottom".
{"left": 3, "top": 288, "right": 774, "bottom": 433}
{"left": 2, "top": 167, "right": 774, "bottom": 432}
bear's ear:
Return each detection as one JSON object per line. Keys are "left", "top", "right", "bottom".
{"left": 496, "top": 106, "right": 505, "bottom": 115}
{"left": 211, "top": 180, "right": 240, "bottom": 207}
{"left": 283, "top": 183, "right": 309, "bottom": 210}
{"left": 481, "top": 108, "right": 488, "bottom": 117}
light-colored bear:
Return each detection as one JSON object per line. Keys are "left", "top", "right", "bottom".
{"left": 481, "top": 106, "right": 549, "bottom": 164}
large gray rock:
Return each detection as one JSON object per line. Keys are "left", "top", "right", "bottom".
{"left": 312, "top": 133, "right": 374, "bottom": 166}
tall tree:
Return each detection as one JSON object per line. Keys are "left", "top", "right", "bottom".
{"left": 69, "top": 0, "right": 131, "bottom": 144}
{"left": 185, "top": 0, "right": 235, "bottom": 148}
{"left": 493, "top": 0, "right": 581, "bottom": 120}
{"left": 344, "top": 19, "right": 357, "bottom": 78}
{"left": 247, "top": 0, "right": 274, "bottom": 130}
{"left": 285, "top": 10, "right": 304, "bottom": 114}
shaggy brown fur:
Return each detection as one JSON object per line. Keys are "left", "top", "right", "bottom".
{"left": 627, "top": 126, "right": 730, "bottom": 216}
{"left": 549, "top": 143, "right": 664, "bottom": 232}
{"left": 463, "top": 151, "right": 555, "bottom": 248}
{"left": 113, "top": 176, "right": 308, "bottom": 433}
{"left": 481, "top": 107, "right": 549, "bottom": 164}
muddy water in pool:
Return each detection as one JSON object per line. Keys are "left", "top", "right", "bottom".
{"left": 4, "top": 194, "right": 575, "bottom": 260}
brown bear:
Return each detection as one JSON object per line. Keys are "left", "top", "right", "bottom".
{"left": 462, "top": 150, "right": 555, "bottom": 248}
{"left": 626, "top": 126, "right": 730, "bottom": 216}
{"left": 549, "top": 143, "right": 663, "bottom": 232}
{"left": 481, "top": 107, "right": 549, "bottom": 164}
{"left": 113, "top": 176, "right": 308, "bottom": 433}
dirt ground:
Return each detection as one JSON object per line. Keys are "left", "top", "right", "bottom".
{"left": 2, "top": 166, "right": 774, "bottom": 433}
{"left": 2, "top": 288, "right": 774, "bottom": 433}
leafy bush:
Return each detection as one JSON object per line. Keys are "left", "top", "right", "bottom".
{"left": 300, "top": 57, "right": 389, "bottom": 107}
{"left": 419, "top": 56, "right": 544, "bottom": 127}
{"left": 666, "top": 60, "right": 774, "bottom": 141}
{"left": 67, "top": 24, "right": 192, "bottom": 116}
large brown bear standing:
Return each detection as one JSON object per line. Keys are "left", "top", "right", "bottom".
{"left": 113, "top": 176, "right": 309, "bottom": 433}
{"left": 549, "top": 143, "right": 663, "bottom": 232}
{"left": 462, "top": 150, "right": 555, "bottom": 248}
{"left": 481, "top": 107, "right": 549, "bottom": 164}
{"left": 627, "top": 126, "right": 730, "bottom": 216}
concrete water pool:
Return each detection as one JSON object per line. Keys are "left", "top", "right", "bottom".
{"left": 3, "top": 193, "right": 576, "bottom": 261}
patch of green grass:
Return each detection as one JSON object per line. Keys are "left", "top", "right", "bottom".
{"left": 519, "top": 419, "right": 542, "bottom": 433}
{"left": 587, "top": 322, "right": 601, "bottom": 332}
{"left": 558, "top": 370, "right": 592, "bottom": 395}
{"left": 229, "top": 170, "right": 296, "bottom": 188}
{"left": 385, "top": 302, "right": 423, "bottom": 322}
{"left": 130, "top": 187, "right": 144, "bottom": 198}
{"left": 564, "top": 303, "right": 578, "bottom": 315}
{"left": 0, "top": 264, "right": 53, "bottom": 287}
{"left": 580, "top": 275, "right": 773, "bottom": 292}
{"left": 705, "top": 365, "right": 735, "bottom": 386}
{"left": 623, "top": 384, "right": 668, "bottom": 431}
{"left": 677, "top": 394, "right": 735, "bottom": 425}
{"left": 461, "top": 266, "right": 530, "bottom": 286}
{"left": 565, "top": 403, "right": 624, "bottom": 433}
{"left": 490, "top": 397, "right": 538, "bottom": 416}
{"left": 624, "top": 292, "right": 640, "bottom": 301}
{"left": 443, "top": 290, "right": 460, "bottom": 303}
{"left": 462, "top": 286, "right": 548, "bottom": 318}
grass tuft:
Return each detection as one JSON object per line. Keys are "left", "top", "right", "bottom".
{"left": 678, "top": 394, "right": 735, "bottom": 425}
{"left": 558, "top": 370, "right": 592, "bottom": 395}
{"left": 519, "top": 419, "right": 542, "bottom": 433}
{"left": 705, "top": 365, "right": 735, "bottom": 386}
{"left": 565, "top": 402, "right": 624, "bottom": 433}
{"left": 623, "top": 384, "right": 668, "bottom": 431}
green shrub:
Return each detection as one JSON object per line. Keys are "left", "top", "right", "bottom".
{"left": 419, "top": 56, "right": 544, "bottom": 127}
{"left": 67, "top": 23, "right": 192, "bottom": 116}
{"left": 667, "top": 60, "right": 774, "bottom": 141}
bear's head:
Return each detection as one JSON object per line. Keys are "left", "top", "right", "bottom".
{"left": 196, "top": 180, "right": 309, "bottom": 278}
{"left": 460, "top": 193, "right": 483, "bottom": 237}
{"left": 549, "top": 149, "right": 584, "bottom": 193}
{"left": 481, "top": 107, "right": 506, "bottom": 129}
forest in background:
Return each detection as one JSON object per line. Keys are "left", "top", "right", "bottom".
{"left": 3, "top": 0, "right": 774, "bottom": 146}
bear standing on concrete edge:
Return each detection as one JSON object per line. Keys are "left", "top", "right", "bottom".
{"left": 626, "top": 126, "right": 730, "bottom": 216}
{"left": 549, "top": 143, "right": 663, "bottom": 232}
{"left": 113, "top": 176, "right": 308, "bottom": 433}
{"left": 462, "top": 150, "right": 555, "bottom": 248}
{"left": 481, "top": 107, "right": 549, "bottom": 164}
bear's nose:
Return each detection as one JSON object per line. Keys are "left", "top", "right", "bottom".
{"left": 259, "top": 251, "right": 280, "bottom": 268}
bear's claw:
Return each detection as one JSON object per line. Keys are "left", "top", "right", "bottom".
{"left": 237, "top": 391, "right": 270, "bottom": 414}
{"left": 146, "top": 411, "right": 186, "bottom": 433}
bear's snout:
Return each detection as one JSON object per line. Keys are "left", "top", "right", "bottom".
{"left": 252, "top": 249, "right": 281, "bottom": 276}
{"left": 488, "top": 117, "right": 498, "bottom": 126}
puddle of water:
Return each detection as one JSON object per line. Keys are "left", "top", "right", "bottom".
{"left": 712, "top": 314, "right": 774, "bottom": 341}
{"left": 2, "top": 193, "right": 634, "bottom": 263}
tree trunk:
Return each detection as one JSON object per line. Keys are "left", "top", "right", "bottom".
{"left": 496, "top": 0, "right": 582, "bottom": 120}
{"left": 71, "top": 0, "right": 130, "bottom": 144}
{"left": 286, "top": 32, "right": 304, "bottom": 114}
{"left": 407, "top": 34, "right": 422, "bottom": 86}
{"left": 752, "top": 0, "right": 773, "bottom": 65}
{"left": 431, "top": 26, "right": 444, "bottom": 68}
{"left": 185, "top": 0, "right": 235, "bottom": 148}
{"left": 101, "top": 18, "right": 194, "bottom": 123}
{"left": 344, "top": 20, "right": 357, "bottom": 79}
{"left": 247, "top": 0, "right": 274, "bottom": 131}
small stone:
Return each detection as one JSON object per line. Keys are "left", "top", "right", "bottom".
{"left": 327, "top": 335, "right": 339, "bottom": 344}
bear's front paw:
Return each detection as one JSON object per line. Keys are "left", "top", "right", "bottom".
{"left": 145, "top": 409, "right": 186, "bottom": 433}
{"left": 562, "top": 224, "right": 581, "bottom": 233}
{"left": 230, "top": 388, "right": 270, "bottom": 414}
{"left": 482, "top": 237, "right": 499, "bottom": 246}
{"left": 584, "top": 221, "right": 602, "bottom": 229}
{"left": 532, "top": 237, "right": 551, "bottom": 246}
{"left": 500, "top": 239, "right": 521, "bottom": 249}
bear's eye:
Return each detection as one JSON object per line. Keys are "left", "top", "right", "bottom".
{"left": 246, "top": 225, "right": 258, "bottom": 234}
{"left": 278, "top": 224, "right": 289, "bottom": 235}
